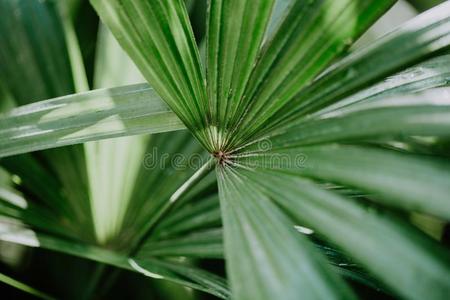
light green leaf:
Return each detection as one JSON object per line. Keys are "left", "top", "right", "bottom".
{"left": 93, "top": 22, "right": 145, "bottom": 88}
{"left": 268, "top": 88, "right": 450, "bottom": 146}
{"left": 217, "top": 167, "right": 354, "bottom": 300}
{"left": 90, "top": 0, "right": 209, "bottom": 148}
{"left": 206, "top": 0, "right": 274, "bottom": 138}
{"left": 57, "top": 0, "right": 90, "bottom": 93}
{"left": 0, "top": 84, "right": 184, "bottom": 158}
{"left": 317, "top": 53, "right": 450, "bottom": 115}
{"left": 225, "top": 0, "right": 395, "bottom": 148}
{"left": 84, "top": 22, "right": 149, "bottom": 244}
{"left": 243, "top": 170, "right": 450, "bottom": 300}
{"left": 269, "top": 1, "right": 450, "bottom": 130}
{"left": 264, "top": 0, "right": 295, "bottom": 41}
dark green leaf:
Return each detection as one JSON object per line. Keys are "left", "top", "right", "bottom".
{"left": 0, "top": 218, "right": 229, "bottom": 299}
{"left": 206, "top": 0, "right": 274, "bottom": 141}
{"left": 235, "top": 144, "right": 450, "bottom": 219}
{"left": 138, "top": 228, "right": 223, "bottom": 259}
{"left": 217, "top": 166, "right": 354, "bottom": 300}
{"left": 225, "top": 0, "right": 395, "bottom": 148}
{"left": 242, "top": 170, "right": 450, "bottom": 300}
{"left": 0, "top": 271, "right": 55, "bottom": 300}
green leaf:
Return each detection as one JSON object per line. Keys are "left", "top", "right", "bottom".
{"left": 138, "top": 228, "right": 223, "bottom": 259}
{"left": 152, "top": 191, "right": 386, "bottom": 289}
{"left": 0, "top": 217, "right": 229, "bottom": 299}
{"left": 206, "top": 0, "right": 274, "bottom": 139}
{"left": 0, "top": 272, "right": 55, "bottom": 300}
{"left": 268, "top": 88, "right": 450, "bottom": 146}
{"left": 84, "top": 22, "right": 150, "bottom": 244}
{"left": 0, "top": 0, "right": 75, "bottom": 104}
{"left": 1, "top": 155, "right": 68, "bottom": 216}
{"left": 217, "top": 166, "right": 354, "bottom": 300}
{"left": 138, "top": 258, "right": 229, "bottom": 299}
{"left": 317, "top": 53, "right": 450, "bottom": 115}
{"left": 266, "top": 1, "right": 450, "bottom": 134}
{"left": 57, "top": 0, "right": 90, "bottom": 93}
{"left": 0, "top": 0, "right": 99, "bottom": 245}
{"left": 242, "top": 170, "right": 450, "bottom": 300}
{"left": 224, "top": 0, "right": 395, "bottom": 148}
{"left": 236, "top": 144, "right": 450, "bottom": 219}
{"left": 118, "top": 132, "right": 210, "bottom": 250}
{"left": 0, "top": 82, "right": 15, "bottom": 113}
{"left": 90, "top": 0, "right": 209, "bottom": 148}
{"left": 154, "top": 194, "right": 221, "bottom": 238}
{"left": 264, "top": 0, "right": 294, "bottom": 41}
{"left": 0, "top": 84, "right": 184, "bottom": 158}
{"left": 406, "top": 0, "right": 445, "bottom": 12}
{"left": 0, "top": 186, "right": 75, "bottom": 238}
{"left": 93, "top": 23, "right": 145, "bottom": 88}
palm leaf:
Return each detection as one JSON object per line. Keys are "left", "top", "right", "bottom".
{"left": 267, "top": 88, "right": 450, "bottom": 146}
{"left": 317, "top": 53, "right": 450, "bottom": 114}
{"left": 0, "top": 271, "right": 55, "bottom": 300}
{"left": 90, "top": 0, "right": 209, "bottom": 147}
{"left": 0, "top": 0, "right": 74, "bottom": 104}
{"left": 85, "top": 23, "right": 166, "bottom": 244}
{"left": 0, "top": 2, "right": 224, "bottom": 297}
{"left": 225, "top": 0, "right": 395, "bottom": 148}
{"left": 236, "top": 143, "right": 450, "bottom": 219}
{"left": 205, "top": 0, "right": 274, "bottom": 143}
{"left": 0, "top": 0, "right": 95, "bottom": 243}
{"left": 265, "top": 2, "right": 450, "bottom": 134}
{"left": 138, "top": 228, "right": 223, "bottom": 259}
{"left": 217, "top": 166, "right": 355, "bottom": 300}
{"left": 407, "top": 0, "right": 445, "bottom": 12}
{"left": 2, "top": 1, "right": 450, "bottom": 299}
{"left": 153, "top": 194, "right": 221, "bottom": 238}
{"left": 0, "top": 85, "right": 184, "bottom": 158}
{"left": 241, "top": 170, "right": 450, "bottom": 300}
{"left": 0, "top": 217, "right": 229, "bottom": 299}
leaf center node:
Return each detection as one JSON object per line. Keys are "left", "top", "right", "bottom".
{"left": 213, "top": 150, "right": 231, "bottom": 166}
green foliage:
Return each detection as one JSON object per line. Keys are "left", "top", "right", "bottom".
{"left": 1, "top": 0, "right": 450, "bottom": 299}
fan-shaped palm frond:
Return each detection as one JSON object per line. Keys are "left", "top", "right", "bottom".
{"left": 1, "top": 0, "right": 450, "bottom": 299}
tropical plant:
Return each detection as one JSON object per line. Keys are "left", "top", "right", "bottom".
{"left": 0, "top": 0, "right": 450, "bottom": 299}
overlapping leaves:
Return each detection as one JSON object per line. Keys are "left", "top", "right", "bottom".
{"left": 89, "top": 1, "right": 450, "bottom": 299}
{"left": 1, "top": 1, "right": 450, "bottom": 300}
